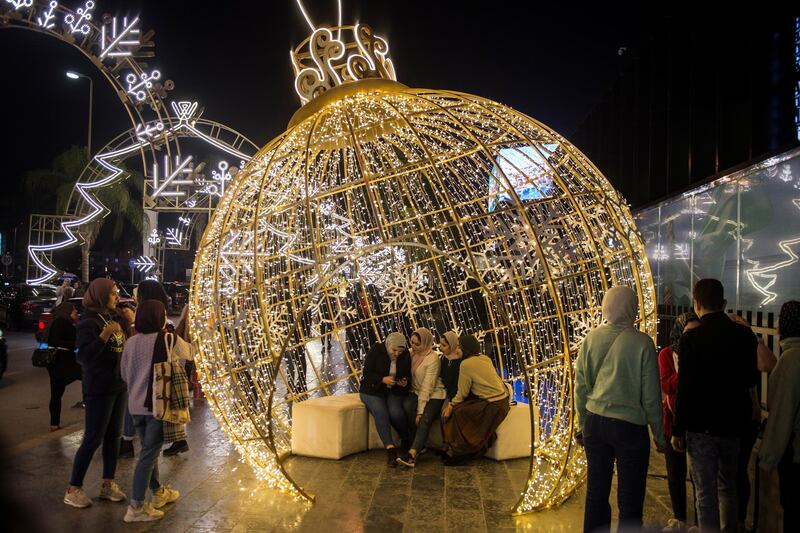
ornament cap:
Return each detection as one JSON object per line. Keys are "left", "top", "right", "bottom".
{"left": 291, "top": 24, "right": 397, "bottom": 106}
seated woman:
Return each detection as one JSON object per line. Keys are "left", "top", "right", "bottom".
{"left": 442, "top": 334, "right": 508, "bottom": 466}
{"left": 439, "top": 331, "right": 462, "bottom": 404}
{"left": 360, "top": 332, "right": 411, "bottom": 466}
{"left": 397, "top": 328, "right": 447, "bottom": 467}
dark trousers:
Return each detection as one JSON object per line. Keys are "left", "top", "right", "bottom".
{"left": 69, "top": 390, "right": 127, "bottom": 486}
{"left": 778, "top": 445, "right": 799, "bottom": 533}
{"left": 583, "top": 412, "right": 650, "bottom": 533}
{"left": 664, "top": 441, "right": 689, "bottom": 522}
{"left": 48, "top": 378, "right": 75, "bottom": 426}
{"left": 737, "top": 421, "right": 759, "bottom": 523}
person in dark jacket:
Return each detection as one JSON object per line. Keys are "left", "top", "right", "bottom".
{"left": 439, "top": 331, "right": 462, "bottom": 402}
{"left": 671, "top": 279, "right": 758, "bottom": 532}
{"left": 64, "top": 278, "right": 134, "bottom": 509}
{"left": 360, "top": 332, "right": 411, "bottom": 466}
{"left": 46, "top": 302, "right": 81, "bottom": 431}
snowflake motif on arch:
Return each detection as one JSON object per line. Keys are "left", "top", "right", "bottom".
{"left": 568, "top": 308, "right": 604, "bottom": 353}
{"left": 382, "top": 263, "right": 433, "bottom": 319}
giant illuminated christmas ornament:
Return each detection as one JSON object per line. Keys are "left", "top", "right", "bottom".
{"left": 189, "top": 22, "right": 656, "bottom": 513}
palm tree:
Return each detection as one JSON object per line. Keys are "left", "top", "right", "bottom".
{"left": 25, "top": 146, "right": 145, "bottom": 282}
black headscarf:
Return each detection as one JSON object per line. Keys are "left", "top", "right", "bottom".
{"left": 669, "top": 311, "right": 699, "bottom": 351}
{"left": 136, "top": 299, "right": 168, "bottom": 411}
{"left": 137, "top": 280, "right": 169, "bottom": 309}
{"left": 459, "top": 334, "right": 482, "bottom": 359}
{"left": 779, "top": 300, "right": 800, "bottom": 339}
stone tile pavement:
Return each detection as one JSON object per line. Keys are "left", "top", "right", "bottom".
{"left": 7, "top": 399, "right": 682, "bottom": 532}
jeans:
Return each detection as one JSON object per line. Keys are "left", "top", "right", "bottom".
{"left": 404, "top": 395, "right": 445, "bottom": 452}
{"left": 360, "top": 392, "right": 408, "bottom": 447}
{"left": 664, "top": 441, "right": 689, "bottom": 522}
{"left": 69, "top": 390, "right": 127, "bottom": 486}
{"left": 123, "top": 408, "right": 136, "bottom": 439}
{"left": 582, "top": 412, "right": 650, "bottom": 533}
{"left": 131, "top": 415, "right": 163, "bottom": 504}
{"left": 686, "top": 431, "right": 739, "bottom": 532}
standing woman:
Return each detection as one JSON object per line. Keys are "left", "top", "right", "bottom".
{"left": 46, "top": 302, "right": 81, "bottom": 431}
{"left": 441, "top": 334, "right": 508, "bottom": 466}
{"left": 397, "top": 327, "right": 447, "bottom": 467}
{"left": 360, "top": 332, "right": 411, "bottom": 466}
{"left": 63, "top": 279, "right": 134, "bottom": 508}
{"left": 659, "top": 312, "right": 699, "bottom": 532}
{"left": 574, "top": 286, "right": 666, "bottom": 533}
{"left": 120, "top": 300, "right": 189, "bottom": 522}
{"left": 759, "top": 301, "right": 800, "bottom": 533}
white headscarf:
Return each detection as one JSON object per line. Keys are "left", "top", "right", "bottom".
{"left": 385, "top": 332, "right": 407, "bottom": 355}
{"left": 601, "top": 286, "right": 638, "bottom": 327}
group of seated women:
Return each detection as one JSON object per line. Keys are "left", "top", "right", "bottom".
{"left": 359, "top": 328, "right": 510, "bottom": 467}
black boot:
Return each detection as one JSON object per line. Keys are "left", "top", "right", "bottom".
{"left": 119, "top": 438, "right": 134, "bottom": 458}
{"left": 163, "top": 439, "right": 189, "bottom": 456}
{"left": 386, "top": 447, "right": 398, "bottom": 467}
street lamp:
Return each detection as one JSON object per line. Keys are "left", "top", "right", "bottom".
{"left": 66, "top": 70, "right": 93, "bottom": 160}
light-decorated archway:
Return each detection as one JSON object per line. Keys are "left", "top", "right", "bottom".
{"left": 189, "top": 22, "right": 657, "bottom": 514}
{"left": 0, "top": 1, "right": 258, "bottom": 282}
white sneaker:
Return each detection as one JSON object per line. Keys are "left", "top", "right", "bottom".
{"left": 151, "top": 484, "right": 180, "bottom": 509}
{"left": 99, "top": 480, "right": 127, "bottom": 502}
{"left": 123, "top": 503, "right": 164, "bottom": 523}
{"left": 64, "top": 487, "right": 92, "bottom": 508}
{"left": 663, "top": 518, "right": 686, "bottom": 532}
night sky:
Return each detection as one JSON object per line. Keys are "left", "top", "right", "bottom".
{"left": 0, "top": 0, "right": 657, "bottom": 251}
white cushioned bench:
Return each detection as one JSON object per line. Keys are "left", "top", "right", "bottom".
{"left": 485, "top": 402, "right": 532, "bottom": 460}
{"left": 291, "top": 393, "right": 367, "bottom": 459}
{"left": 292, "top": 392, "right": 532, "bottom": 462}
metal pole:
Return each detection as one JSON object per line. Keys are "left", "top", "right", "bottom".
{"left": 87, "top": 75, "right": 93, "bottom": 160}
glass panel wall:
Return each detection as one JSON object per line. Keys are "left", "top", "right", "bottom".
{"left": 635, "top": 147, "right": 800, "bottom": 315}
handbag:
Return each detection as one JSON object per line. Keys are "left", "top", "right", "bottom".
{"left": 32, "top": 346, "right": 57, "bottom": 367}
{"left": 152, "top": 333, "right": 191, "bottom": 424}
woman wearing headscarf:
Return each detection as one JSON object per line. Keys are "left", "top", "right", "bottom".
{"left": 45, "top": 302, "right": 81, "bottom": 431}
{"left": 441, "top": 334, "right": 508, "bottom": 466}
{"left": 360, "top": 332, "right": 412, "bottom": 466}
{"left": 397, "top": 327, "right": 447, "bottom": 467}
{"left": 438, "top": 331, "right": 462, "bottom": 403}
{"left": 759, "top": 300, "right": 800, "bottom": 533}
{"left": 659, "top": 311, "right": 699, "bottom": 532}
{"left": 120, "top": 300, "right": 192, "bottom": 522}
{"left": 64, "top": 278, "right": 134, "bottom": 509}
{"left": 574, "top": 285, "right": 666, "bottom": 533}
{"left": 127, "top": 279, "right": 191, "bottom": 457}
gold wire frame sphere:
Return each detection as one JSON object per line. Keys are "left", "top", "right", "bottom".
{"left": 189, "top": 81, "right": 657, "bottom": 513}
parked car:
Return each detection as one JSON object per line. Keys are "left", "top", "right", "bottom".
{"left": 36, "top": 287, "right": 136, "bottom": 342}
{"left": 0, "top": 283, "right": 58, "bottom": 330}
{"left": 163, "top": 282, "right": 189, "bottom": 314}
{"left": 0, "top": 327, "right": 7, "bottom": 381}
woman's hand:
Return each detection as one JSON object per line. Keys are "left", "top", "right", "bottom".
{"left": 99, "top": 321, "right": 122, "bottom": 342}
{"left": 415, "top": 414, "right": 422, "bottom": 425}
{"left": 382, "top": 376, "right": 396, "bottom": 386}
{"left": 442, "top": 404, "right": 453, "bottom": 420}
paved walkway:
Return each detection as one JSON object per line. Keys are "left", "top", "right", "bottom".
{"left": 5, "top": 398, "right": 681, "bottom": 532}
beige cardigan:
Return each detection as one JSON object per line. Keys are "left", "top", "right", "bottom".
{"left": 411, "top": 352, "right": 447, "bottom": 415}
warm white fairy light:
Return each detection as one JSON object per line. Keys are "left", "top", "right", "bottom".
{"left": 190, "top": 24, "right": 657, "bottom": 513}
